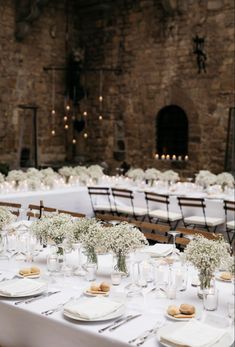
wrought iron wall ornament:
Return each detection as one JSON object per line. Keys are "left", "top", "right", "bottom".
{"left": 193, "top": 35, "right": 207, "bottom": 73}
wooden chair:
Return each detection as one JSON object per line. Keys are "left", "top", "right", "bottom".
{"left": 175, "top": 227, "right": 223, "bottom": 249}
{"left": 87, "top": 186, "right": 115, "bottom": 215}
{"left": 177, "top": 196, "right": 224, "bottom": 232}
{"left": 57, "top": 209, "right": 85, "bottom": 218}
{"left": 0, "top": 201, "right": 21, "bottom": 217}
{"left": 111, "top": 188, "right": 147, "bottom": 220}
{"left": 144, "top": 191, "right": 182, "bottom": 229}
{"left": 224, "top": 200, "right": 235, "bottom": 245}
{"left": 27, "top": 201, "right": 56, "bottom": 220}
{"left": 96, "top": 213, "right": 170, "bottom": 244}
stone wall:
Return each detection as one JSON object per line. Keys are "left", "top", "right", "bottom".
{"left": 0, "top": 0, "right": 234, "bottom": 177}
{"left": 75, "top": 0, "right": 235, "bottom": 176}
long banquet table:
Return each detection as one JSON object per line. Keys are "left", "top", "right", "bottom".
{"left": 0, "top": 249, "right": 234, "bottom": 347}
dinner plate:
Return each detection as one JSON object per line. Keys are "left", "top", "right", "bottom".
{"left": 17, "top": 274, "right": 41, "bottom": 279}
{"left": 157, "top": 322, "right": 234, "bottom": 347}
{"left": 0, "top": 280, "right": 47, "bottom": 298}
{"left": 84, "top": 290, "right": 109, "bottom": 297}
{"left": 63, "top": 304, "right": 125, "bottom": 322}
{"left": 215, "top": 275, "right": 232, "bottom": 283}
{"left": 165, "top": 307, "right": 202, "bottom": 322}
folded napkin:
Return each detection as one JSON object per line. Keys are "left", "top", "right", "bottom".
{"left": 159, "top": 320, "right": 227, "bottom": 347}
{"left": 0, "top": 278, "right": 46, "bottom": 296}
{"left": 64, "top": 297, "right": 123, "bottom": 320}
{"left": 142, "top": 244, "right": 173, "bottom": 257}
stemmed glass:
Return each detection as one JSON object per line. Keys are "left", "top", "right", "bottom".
{"left": 125, "top": 252, "right": 142, "bottom": 297}
{"left": 153, "top": 260, "right": 167, "bottom": 298}
{"left": 168, "top": 231, "right": 180, "bottom": 260}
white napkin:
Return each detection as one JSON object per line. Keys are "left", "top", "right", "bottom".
{"left": 64, "top": 297, "right": 123, "bottom": 320}
{"left": 142, "top": 244, "right": 173, "bottom": 256}
{"left": 159, "top": 320, "right": 227, "bottom": 347}
{"left": 0, "top": 278, "right": 46, "bottom": 296}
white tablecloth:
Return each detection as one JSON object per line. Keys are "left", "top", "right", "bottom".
{"left": 0, "top": 252, "right": 234, "bottom": 347}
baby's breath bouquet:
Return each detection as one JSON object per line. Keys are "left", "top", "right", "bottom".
{"left": 0, "top": 207, "right": 16, "bottom": 230}
{"left": 216, "top": 172, "right": 234, "bottom": 190}
{"left": 184, "top": 235, "right": 230, "bottom": 290}
{"left": 126, "top": 168, "right": 145, "bottom": 182}
{"left": 30, "top": 213, "right": 75, "bottom": 253}
{"left": 109, "top": 222, "right": 148, "bottom": 273}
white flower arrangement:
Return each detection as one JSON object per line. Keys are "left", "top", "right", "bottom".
{"left": 6, "top": 170, "right": 26, "bottom": 183}
{"left": 30, "top": 213, "right": 75, "bottom": 245}
{"left": 68, "top": 217, "right": 97, "bottom": 244}
{"left": 0, "top": 207, "right": 16, "bottom": 230}
{"left": 41, "top": 168, "right": 56, "bottom": 177}
{"left": 26, "top": 168, "right": 43, "bottom": 180}
{"left": 216, "top": 172, "right": 234, "bottom": 189}
{"left": 161, "top": 170, "right": 179, "bottom": 183}
{"left": 58, "top": 166, "right": 75, "bottom": 178}
{"left": 108, "top": 222, "right": 148, "bottom": 256}
{"left": 144, "top": 168, "right": 161, "bottom": 180}
{"left": 126, "top": 168, "right": 145, "bottom": 181}
{"left": 26, "top": 178, "right": 41, "bottom": 191}
{"left": 87, "top": 165, "right": 104, "bottom": 179}
{"left": 195, "top": 170, "right": 217, "bottom": 187}
{"left": 184, "top": 235, "right": 230, "bottom": 289}
{"left": 74, "top": 166, "right": 89, "bottom": 176}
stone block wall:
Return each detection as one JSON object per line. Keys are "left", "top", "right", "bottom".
{"left": 0, "top": 0, "right": 234, "bottom": 177}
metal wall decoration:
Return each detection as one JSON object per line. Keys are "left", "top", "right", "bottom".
{"left": 193, "top": 35, "right": 207, "bottom": 73}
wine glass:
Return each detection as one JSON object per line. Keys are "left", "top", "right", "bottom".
{"left": 168, "top": 231, "right": 180, "bottom": 260}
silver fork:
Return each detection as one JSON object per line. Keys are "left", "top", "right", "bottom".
{"left": 41, "top": 296, "right": 75, "bottom": 316}
{"left": 135, "top": 321, "right": 165, "bottom": 346}
{"left": 128, "top": 320, "right": 164, "bottom": 345}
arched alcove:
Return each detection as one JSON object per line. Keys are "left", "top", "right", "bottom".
{"left": 156, "top": 105, "right": 188, "bottom": 156}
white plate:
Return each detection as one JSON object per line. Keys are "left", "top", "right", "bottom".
{"left": 63, "top": 304, "right": 125, "bottom": 322}
{"left": 165, "top": 307, "right": 202, "bottom": 322}
{"left": 0, "top": 280, "right": 47, "bottom": 298}
{"left": 84, "top": 290, "right": 109, "bottom": 297}
{"left": 157, "top": 322, "right": 234, "bottom": 347}
{"left": 17, "top": 274, "right": 41, "bottom": 279}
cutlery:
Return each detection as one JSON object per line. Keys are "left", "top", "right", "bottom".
{"left": 109, "top": 314, "right": 142, "bottom": 331}
{"left": 129, "top": 320, "right": 165, "bottom": 346}
{"left": 14, "top": 291, "right": 61, "bottom": 305}
{"left": 98, "top": 315, "right": 132, "bottom": 333}
{"left": 41, "top": 296, "right": 75, "bottom": 316}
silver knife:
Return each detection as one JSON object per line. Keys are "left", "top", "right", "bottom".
{"left": 109, "top": 314, "right": 142, "bottom": 331}
{"left": 98, "top": 315, "right": 132, "bottom": 333}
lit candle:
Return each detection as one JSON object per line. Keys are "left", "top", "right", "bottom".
{"left": 99, "top": 115, "right": 103, "bottom": 120}
{"left": 64, "top": 124, "right": 69, "bottom": 130}
{"left": 72, "top": 139, "right": 76, "bottom": 144}
{"left": 155, "top": 154, "right": 159, "bottom": 159}
{"left": 185, "top": 155, "right": 189, "bottom": 161}
{"left": 166, "top": 155, "right": 170, "bottom": 160}
{"left": 84, "top": 132, "right": 88, "bottom": 138}
{"left": 83, "top": 111, "right": 87, "bottom": 116}
{"left": 161, "top": 154, "right": 165, "bottom": 160}
{"left": 172, "top": 155, "right": 176, "bottom": 160}
{"left": 178, "top": 155, "right": 182, "bottom": 161}
{"left": 51, "top": 130, "right": 55, "bottom": 136}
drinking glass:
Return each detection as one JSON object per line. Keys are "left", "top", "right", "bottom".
{"left": 73, "top": 242, "right": 85, "bottom": 276}
{"left": 168, "top": 231, "right": 179, "bottom": 260}
{"left": 85, "top": 263, "right": 97, "bottom": 281}
{"left": 203, "top": 288, "right": 219, "bottom": 311}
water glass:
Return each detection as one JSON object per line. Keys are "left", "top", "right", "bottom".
{"left": 111, "top": 271, "right": 122, "bottom": 286}
{"left": 203, "top": 288, "right": 219, "bottom": 311}
{"left": 85, "top": 263, "right": 97, "bottom": 281}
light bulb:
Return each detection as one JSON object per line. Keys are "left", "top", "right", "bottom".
{"left": 64, "top": 116, "right": 68, "bottom": 122}
{"left": 66, "top": 105, "right": 70, "bottom": 111}
{"left": 83, "top": 111, "right": 87, "bottom": 116}
{"left": 51, "top": 109, "right": 56, "bottom": 115}
{"left": 64, "top": 124, "right": 69, "bottom": 130}
{"left": 72, "top": 138, "right": 76, "bottom": 144}
{"left": 84, "top": 132, "right": 88, "bottom": 138}
{"left": 51, "top": 130, "right": 55, "bottom": 136}
{"left": 99, "top": 115, "right": 103, "bottom": 120}
{"left": 99, "top": 95, "right": 103, "bottom": 102}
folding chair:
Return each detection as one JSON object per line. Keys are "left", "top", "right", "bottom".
{"left": 87, "top": 186, "right": 115, "bottom": 216}
{"left": 177, "top": 196, "right": 224, "bottom": 232}
{"left": 224, "top": 200, "right": 235, "bottom": 245}
{"left": 58, "top": 209, "right": 85, "bottom": 218}
{"left": 144, "top": 192, "right": 182, "bottom": 229}
{"left": 27, "top": 201, "right": 56, "bottom": 220}
{"left": 0, "top": 201, "right": 21, "bottom": 217}
{"left": 111, "top": 188, "right": 147, "bottom": 220}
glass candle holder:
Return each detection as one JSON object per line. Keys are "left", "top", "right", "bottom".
{"left": 203, "top": 288, "right": 219, "bottom": 311}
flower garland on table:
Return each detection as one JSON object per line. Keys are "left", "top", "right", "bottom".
{"left": 108, "top": 222, "right": 148, "bottom": 273}
{"left": 184, "top": 235, "right": 230, "bottom": 290}
{"left": 0, "top": 207, "right": 16, "bottom": 231}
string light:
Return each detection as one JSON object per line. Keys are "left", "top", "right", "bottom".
{"left": 84, "top": 132, "right": 88, "bottom": 138}
{"left": 64, "top": 124, "right": 69, "bottom": 130}
{"left": 83, "top": 111, "right": 87, "bottom": 116}
{"left": 51, "top": 130, "right": 55, "bottom": 136}
{"left": 51, "top": 68, "right": 56, "bottom": 136}
{"left": 63, "top": 116, "right": 68, "bottom": 122}
{"left": 72, "top": 138, "right": 76, "bottom": 144}
{"left": 99, "top": 95, "right": 103, "bottom": 102}
{"left": 65, "top": 104, "right": 70, "bottom": 111}
{"left": 51, "top": 109, "right": 56, "bottom": 115}
{"left": 99, "top": 115, "right": 103, "bottom": 121}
